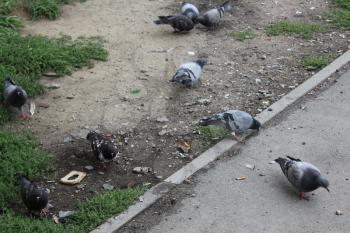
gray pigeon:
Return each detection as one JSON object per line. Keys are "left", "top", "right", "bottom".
{"left": 170, "top": 58, "right": 208, "bottom": 88}
{"left": 197, "top": 1, "right": 232, "bottom": 29}
{"left": 86, "top": 131, "right": 119, "bottom": 170}
{"left": 199, "top": 110, "right": 261, "bottom": 141}
{"left": 18, "top": 175, "right": 49, "bottom": 217}
{"left": 3, "top": 78, "right": 29, "bottom": 120}
{"left": 154, "top": 14, "right": 194, "bottom": 32}
{"left": 275, "top": 156, "right": 329, "bottom": 200}
{"left": 181, "top": 2, "right": 199, "bottom": 22}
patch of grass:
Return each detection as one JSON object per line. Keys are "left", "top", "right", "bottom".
{"left": 324, "top": 0, "right": 350, "bottom": 28}
{"left": 301, "top": 53, "right": 334, "bottom": 70}
{"left": 0, "top": 31, "right": 107, "bottom": 123}
{"left": 227, "top": 29, "right": 256, "bottom": 41}
{"left": 26, "top": 0, "right": 61, "bottom": 20}
{"left": 265, "top": 21, "right": 326, "bottom": 39}
{"left": 0, "top": 0, "right": 17, "bottom": 15}
{"left": 0, "top": 130, "right": 54, "bottom": 208}
{"left": 130, "top": 88, "right": 142, "bottom": 94}
{"left": 0, "top": 187, "right": 145, "bottom": 233}
{"left": 0, "top": 15, "right": 22, "bottom": 30}
{"left": 199, "top": 125, "right": 230, "bottom": 145}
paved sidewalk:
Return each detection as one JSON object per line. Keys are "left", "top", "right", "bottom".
{"left": 147, "top": 71, "right": 350, "bottom": 233}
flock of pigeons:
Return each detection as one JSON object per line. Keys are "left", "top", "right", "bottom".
{"left": 2, "top": 0, "right": 329, "bottom": 219}
{"left": 154, "top": 1, "right": 232, "bottom": 31}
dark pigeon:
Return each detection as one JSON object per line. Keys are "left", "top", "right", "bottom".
{"left": 199, "top": 110, "right": 261, "bottom": 141}
{"left": 18, "top": 175, "right": 49, "bottom": 217}
{"left": 3, "top": 78, "right": 29, "bottom": 120}
{"left": 197, "top": 1, "right": 232, "bottom": 29}
{"left": 275, "top": 156, "right": 330, "bottom": 200}
{"left": 86, "top": 131, "right": 119, "bottom": 170}
{"left": 154, "top": 14, "right": 194, "bottom": 32}
{"left": 181, "top": 2, "right": 199, "bottom": 22}
{"left": 170, "top": 58, "right": 208, "bottom": 88}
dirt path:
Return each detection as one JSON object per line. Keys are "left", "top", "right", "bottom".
{"left": 11, "top": 0, "right": 349, "bottom": 212}
{"left": 21, "top": 0, "right": 206, "bottom": 144}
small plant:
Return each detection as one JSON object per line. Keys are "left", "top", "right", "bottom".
{"left": 25, "top": 0, "right": 61, "bottom": 20}
{"left": 0, "top": 0, "right": 17, "bottom": 15}
{"left": 301, "top": 54, "right": 334, "bottom": 70}
{"left": 0, "top": 16, "right": 23, "bottom": 30}
{"left": 228, "top": 29, "right": 256, "bottom": 41}
{"left": 199, "top": 125, "right": 230, "bottom": 145}
{"left": 265, "top": 21, "right": 325, "bottom": 39}
{"left": 130, "top": 88, "right": 142, "bottom": 94}
{"left": 324, "top": 0, "right": 350, "bottom": 28}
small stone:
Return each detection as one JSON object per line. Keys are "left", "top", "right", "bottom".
{"left": 37, "top": 102, "right": 50, "bottom": 108}
{"left": 45, "top": 83, "right": 60, "bottom": 89}
{"left": 66, "top": 96, "right": 74, "bottom": 99}
{"left": 156, "top": 175, "right": 163, "bottom": 179}
{"left": 295, "top": 11, "right": 303, "bottom": 17}
{"left": 156, "top": 116, "right": 169, "bottom": 123}
{"left": 77, "top": 184, "right": 85, "bottom": 189}
{"left": 188, "top": 51, "right": 195, "bottom": 56}
{"left": 102, "top": 184, "right": 114, "bottom": 191}
{"left": 132, "top": 167, "right": 152, "bottom": 174}
{"left": 58, "top": 210, "right": 74, "bottom": 219}
{"left": 245, "top": 164, "right": 255, "bottom": 170}
{"left": 191, "top": 194, "right": 196, "bottom": 197}
{"left": 158, "top": 130, "right": 168, "bottom": 136}
{"left": 183, "top": 179, "right": 191, "bottom": 184}
{"left": 255, "top": 78, "right": 262, "bottom": 84}
{"left": 197, "top": 98, "right": 211, "bottom": 105}
{"left": 302, "top": 142, "right": 306, "bottom": 145}
{"left": 335, "top": 210, "right": 343, "bottom": 215}
{"left": 63, "top": 136, "right": 73, "bottom": 143}
{"left": 98, "top": 171, "right": 105, "bottom": 175}
{"left": 84, "top": 165, "right": 94, "bottom": 171}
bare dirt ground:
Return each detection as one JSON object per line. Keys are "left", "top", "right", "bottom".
{"left": 8, "top": 0, "right": 350, "bottom": 213}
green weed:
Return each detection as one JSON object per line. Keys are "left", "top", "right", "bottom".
{"left": 265, "top": 21, "right": 326, "bottom": 39}
{"left": 227, "top": 29, "right": 256, "bottom": 41}
{"left": 199, "top": 125, "right": 230, "bottom": 145}
{"left": 301, "top": 53, "right": 334, "bottom": 70}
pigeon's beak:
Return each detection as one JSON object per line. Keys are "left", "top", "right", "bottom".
{"left": 325, "top": 187, "right": 330, "bottom": 192}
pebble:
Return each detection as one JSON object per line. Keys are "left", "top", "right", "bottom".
{"left": 84, "top": 165, "right": 94, "bottom": 171}
{"left": 158, "top": 130, "right": 168, "bottom": 136}
{"left": 132, "top": 167, "right": 152, "bottom": 174}
{"left": 197, "top": 98, "right": 211, "bottom": 105}
{"left": 58, "top": 210, "right": 74, "bottom": 219}
{"left": 156, "top": 116, "right": 169, "bottom": 123}
{"left": 102, "top": 184, "right": 114, "bottom": 191}
{"left": 335, "top": 210, "right": 343, "bottom": 216}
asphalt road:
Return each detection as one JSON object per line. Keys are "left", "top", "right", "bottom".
{"left": 146, "top": 71, "right": 350, "bottom": 233}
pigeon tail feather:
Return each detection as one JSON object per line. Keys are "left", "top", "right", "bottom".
{"left": 286, "top": 156, "right": 301, "bottom": 161}
{"left": 154, "top": 16, "right": 172, "bottom": 25}
{"left": 195, "top": 58, "right": 208, "bottom": 68}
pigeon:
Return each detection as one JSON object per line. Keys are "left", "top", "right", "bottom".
{"left": 199, "top": 110, "right": 261, "bottom": 141}
{"left": 275, "top": 156, "right": 330, "bottom": 200}
{"left": 3, "top": 78, "right": 29, "bottom": 120}
{"left": 170, "top": 58, "right": 208, "bottom": 88}
{"left": 18, "top": 175, "right": 49, "bottom": 217}
{"left": 86, "top": 131, "right": 119, "bottom": 170}
{"left": 154, "top": 14, "right": 194, "bottom": 32}
{"left": 197, "top": 1, "right": 232, "bottom": 29}
{"left": 180, "top": 2, "right": 199, "bottom": 22}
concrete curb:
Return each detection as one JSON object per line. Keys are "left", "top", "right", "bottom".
{"left": 91, "top": 50, "right": 350, "bottom": 233}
